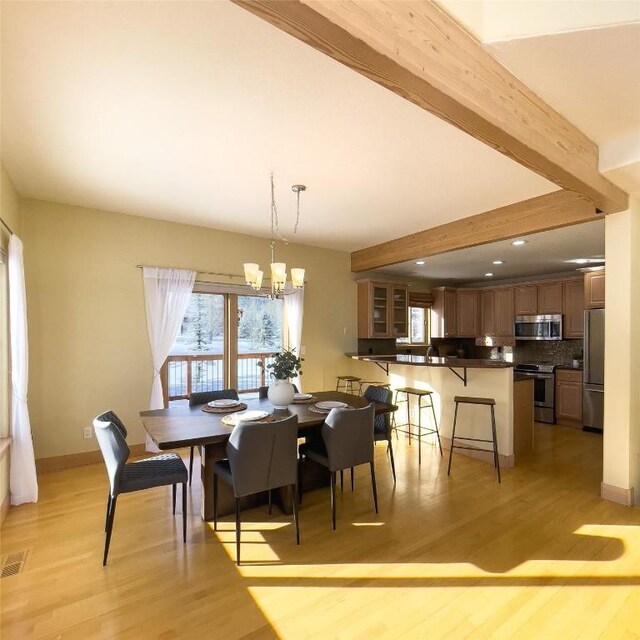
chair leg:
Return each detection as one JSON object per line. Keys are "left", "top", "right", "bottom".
{"left": 370, "top": 462, "right": 379, "bottom": 514}
{"left": 213, "top": 473, "right": 218, "bottom": 531}
{"left": 188, "top": 446, "right": 194, "bottom": 487}
{"left": 340, "top": 469, "right": 344, "bottom": 491}
{"left": 491, "top": 405, "right": 501, "bottom": 484}
{"left": 103, "top": 495, "right": 117, "bottom": 566}
{"left": 298, "top": 456, "right": 304, "bottom": 505}
{"left": 388, "top": 438, "right": 396, "bottom": 484}
{"left": 430, "top": 399, "right": 443, "bottom": 456}
{"left": 292, "top": 484, "right": 300, "bottom": 545}
{"left": 330, "top": 472, "right": 336, "bottom": 530}
{"left": 447, "top": 402, "right": 459, "bottom": 476}
{"left": 172, "top": 484, "right": 177, "bottom": 515}
{"left": 182, "top": 482, "right": 187, "bottom": 543}
{"left": 104, "top": 494, "right": 112, "bottom": 532}
{"left": 235, "top": 498, "right": 241, "bottom": 565}
{"left": 350, "top": 467, "right": 354, "bottom": 492}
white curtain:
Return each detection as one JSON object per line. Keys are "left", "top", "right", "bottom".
{"left": 8, "top": 235, "right": 38, "bottom": 505}
{"left": 142, "top": 267, "right": 195, "bottom": 410}
{"left": 284, "top": 286, "right": 304, "bottom": 391}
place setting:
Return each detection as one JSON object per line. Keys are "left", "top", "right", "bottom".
{"left": 307, "top": 400, "right": 351, "bottom": 415}
{"left": 221, "top": 409, "right": 276, "bottom": 427}
{"left": 292, "top": 392, "right": 319, "bottom": 404}
{"left": 201, "top": 398, "right": 247, "bottom": 414}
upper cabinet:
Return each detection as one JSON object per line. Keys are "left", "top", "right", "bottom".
{"left": 515, "top": 281, "right": 563, "bottom": 315}
{"left": 357, "top": 280, "right": 408, "bottom": 339}
{"left": 456, "top": 289, "right": 480, "bottom": 337}
{"left": 481, "top": 289, "right": 495, "bottom": 336}
{"left": 584, "top": 269, "right": 605, "bottom": 309}
{"left": 563, "top": 279, "right": 584, "bottom": 338}
{"left": 431, "top": 287, "right": 457, "bottom": 338}
{"left": 494, "top": 287, "right": 515, "bottom": 336}
{"left": 514, "top": 285, "right": 537, "bottom": 315}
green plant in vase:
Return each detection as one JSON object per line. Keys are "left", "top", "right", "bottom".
{"left": 259, "top": 348, "right": 304, "bottom": 408}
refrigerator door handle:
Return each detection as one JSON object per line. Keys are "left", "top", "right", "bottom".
{"left": 583, "top": 311, "right": 590, "bottom": 381}
{"left": 584, "top": 385, "right": 604, "bottom": 393}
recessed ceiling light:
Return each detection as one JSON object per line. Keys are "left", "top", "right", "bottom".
{"left": 492, "top": 260, "right": 504, "bottom": 265}
{"left": 511, "top": 240, "right": 527, "bottom": 246}
{"left": 415, "top": 260, "right": 425, "bottom": 265}
{"left": 485, "top": 272, "right": 494, "bottom": 277}
{"left": 565, "top": 258, "right": 604, "bottom": 265}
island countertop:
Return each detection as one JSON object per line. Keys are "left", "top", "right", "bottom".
{"left": 347, "top": 353, "right": 515, "bottom": 369}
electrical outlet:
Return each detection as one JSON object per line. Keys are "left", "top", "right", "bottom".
{"left": 83, "top": 426, "right": 93, "bottom": 440}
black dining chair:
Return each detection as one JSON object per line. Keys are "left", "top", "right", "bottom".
{"left": 187, "top": 389, "right": 240, "bottom": 485}
{"left": 257, "top": 383, "right": 299, "bottom": 399}
{"left": 363, "top": 385, "right": 396, "bottom": 483}
{"left": 93, "top": 410, "right": 188, "bottom": 566}
{"left": 213, "top": 415, "right": 300, "bottom": 565}
{"left": 299, "top": 404, "right": 377, "bottom": 530}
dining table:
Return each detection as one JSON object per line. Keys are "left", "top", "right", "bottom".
{"left": 140, "top": 390, "right": 395, "bottom": 521}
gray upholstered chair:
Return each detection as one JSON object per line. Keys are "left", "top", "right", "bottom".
{"left": 213, "top": 415, "right": 300, "bottom": 565}
{"left": 299, "top": 404, "right": 378, "bottom": 530}
{"left": 364, "top": 385, "right": 396, "bottom": 483}
{"left": 187, "top": 389, "right": 239, "bottom": 485}
{"left": 93, "top": 411, "right": 188, "bottom": 566}
{"left": 258, "top": 383, "right": 299, "bottom": 399}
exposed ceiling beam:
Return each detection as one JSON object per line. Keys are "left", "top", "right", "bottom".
{"left": 232, "top": 0, "right": 628, "bottom": 213}
{"left": 350, "top": 190, "right": 597, "bottom": 272}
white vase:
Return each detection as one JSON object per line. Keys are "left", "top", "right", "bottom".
{"left": 268, "top": 379, "right": 295, "bottom": 409}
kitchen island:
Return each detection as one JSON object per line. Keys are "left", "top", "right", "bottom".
{"left": 348, "top": 354, "right": 533, "bottom": 468}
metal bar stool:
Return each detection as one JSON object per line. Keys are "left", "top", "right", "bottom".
{"left": 447, "top": 396, "right": 501, "bottom": 483}
{"left": 335, "top": 375, "right": 361, "bottom": 394}
{"left": 392, "top": 386, "right": 442, "bottom": 465}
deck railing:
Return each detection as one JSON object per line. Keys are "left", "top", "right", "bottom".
{"left": 163, "top": 352, "right": 277, "bottom": 402}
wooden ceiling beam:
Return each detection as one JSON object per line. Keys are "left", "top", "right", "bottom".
{"left": 350, "top": 190, "right": 598, "bottom": 272}
{"left": 232, "top": 0, "right": 628, "bottom": 213}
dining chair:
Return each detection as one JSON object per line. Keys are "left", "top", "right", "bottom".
{"left": 187, "top": 389, "right": 239, "bottom": 485}
{"left": 93, "top": 411, "right": 188, "bottom": 566}
{"left": 213, "top": 415, "right": 300, "bottom": 565}
{"left": 299, "top": 404, "right": 377, "bottom": 530}
{"left": 363, "top": 385, "right": 396, "bottom": 483}
{"left": 258, "top": 383, "right": 299, "bottom": 399}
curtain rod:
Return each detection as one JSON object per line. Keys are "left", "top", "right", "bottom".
{"left": 0, "top": 216, "right": 14, "bottom": 236}
{"left": 136, "top": 264, "right": 246, "bottom": 280}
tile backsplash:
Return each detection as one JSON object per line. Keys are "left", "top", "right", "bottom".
{"left": 512, "top": 339, "right": 583, "bottom": 365}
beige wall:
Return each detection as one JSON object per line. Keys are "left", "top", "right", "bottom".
{"left": 1, "top": 164, "right": 21, "bottom": 511}
{"left": 603, "top": 196, "right": 640, "bottom": 504}
{"left": 21, "top": 199, "right": 357, "bottom": 459}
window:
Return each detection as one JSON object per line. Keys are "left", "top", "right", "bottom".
{"left": 164, "top": 290, "right": 284, "bottom": 402}
{"left": 397, "top": 306, "right": 430, "bottom": 345}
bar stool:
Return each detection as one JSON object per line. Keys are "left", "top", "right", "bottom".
{"left": 447, "top": 396, "right": 501, "bottom": 483}
{"left": 392, "top": 387, "right": 441, "bottom": 464}
{"left": 357, "top": 381, "right": 390, "bottom": 396}
{"left": 335, "top": 375, "right": 361, "bottom": 394}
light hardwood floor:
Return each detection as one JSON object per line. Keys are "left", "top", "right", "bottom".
{"left": 1, "top": 424, "right": 639, "bottom": 639}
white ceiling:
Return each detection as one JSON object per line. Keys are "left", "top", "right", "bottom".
{"left": 0, "top": 0, "right": 556, "bottom": 252}
{"left": 377, "top": 219, "right": 605, "bottom": 284}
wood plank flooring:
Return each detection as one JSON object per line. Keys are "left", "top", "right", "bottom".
{"left": 1, "top": 424, "right": 639, "bottom": 639}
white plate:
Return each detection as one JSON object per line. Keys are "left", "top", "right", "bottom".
{"left": 208, "top": 399, "right": 241, "bottom": 408}
{"left": 234, "top": 410, "right": 269, "bottom": 422}
{"left": 294, "top": 393, "right": 312, "bottom": 400}
{"left": 316, "top": 401, "right": 348, "bottom": 410}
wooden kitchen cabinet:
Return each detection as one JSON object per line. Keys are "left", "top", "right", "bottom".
{"left": 357, "top": 280, "right": 408, "bottom": 338}
{"left": 495, "top": 287, "right": 514, "bottom": 336}
{"left": 537, "top": 281, "right": 563, "bottom": 314}
{"left": 563, "top": 278, "right": 584, "bottom": 338}
{"left": 431, "top": 287, "right": 457, "bottom": 338}
{"left": 584, "top": 269, "right": 605, "bottom": 309}
{"left": 514, "top": 285, "right": 538, "bottom": 315}
{"left": 555, "top": 368, "right": 583, "bottom": 425}
{"left": 456, "top": 289, "right": 480, "bottom": 337}
{"left": 481, "top": 290, "right": 495, "bottom": 336}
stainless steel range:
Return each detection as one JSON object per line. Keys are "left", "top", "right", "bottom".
{"left": 514, "top": 363, "right": 556, "bottom": 424}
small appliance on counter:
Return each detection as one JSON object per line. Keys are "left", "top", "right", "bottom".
{"left": 513, "top": 363, "right": 556, "bottom": 423}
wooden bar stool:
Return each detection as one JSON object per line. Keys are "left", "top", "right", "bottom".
{"left": 335, "top": 375, "right": 361, "bottom": 394}
{"left": 392, "top": 387, "right": 441, "bottom": 465}
{"left": 447, "top": 396, "right": 501, "bottom": 483}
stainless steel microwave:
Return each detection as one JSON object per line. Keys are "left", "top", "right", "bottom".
{"left": 514, "top": 314, "right": 563, "bottom": 340}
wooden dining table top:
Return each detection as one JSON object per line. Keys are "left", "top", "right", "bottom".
{"left": 140, "top": 390, "right": 395, "bottom": 450}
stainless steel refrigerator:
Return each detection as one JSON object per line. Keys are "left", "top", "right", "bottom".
{"left": 583, "top": 309, "right": 605, "bottom": 431}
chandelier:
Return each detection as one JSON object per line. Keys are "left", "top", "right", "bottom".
{"left": 243, "top": 174, "right": 306, "bottom": 298}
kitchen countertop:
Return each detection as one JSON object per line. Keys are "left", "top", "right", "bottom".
{"left": 347, "top": 354, "right": 514, "bottom": 369}
{"left": 555, "top": 365, "right": 583, "bottom": 371}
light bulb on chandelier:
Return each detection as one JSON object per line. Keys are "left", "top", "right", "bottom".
{"left": 243, "top": 175, "right": 306, "bottom": 298}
